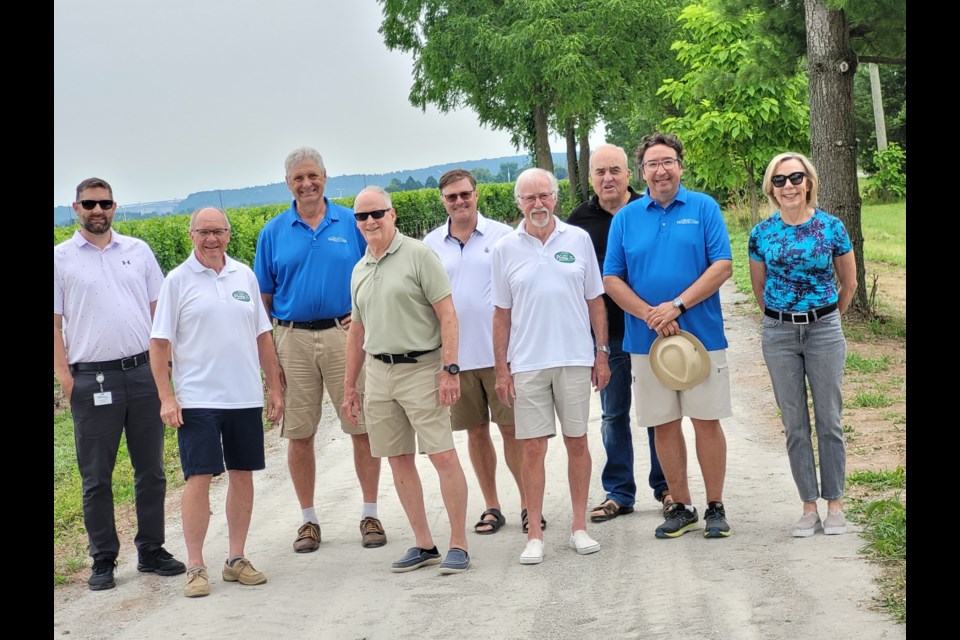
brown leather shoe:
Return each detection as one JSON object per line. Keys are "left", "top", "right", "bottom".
{"left": 360, "top": 517, "right": 387, "bottom": 548}
{"left": 293, "top": 522, "right": 321, "bottom": 553}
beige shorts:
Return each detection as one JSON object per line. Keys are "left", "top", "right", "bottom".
{"left": 512, "top": 366, "right": 592, "bottom": 440}
{"left": 450, "top": 367, "right": 515, "bottom": 430}
{"left": 362, "top": 349, "right": 454, "bottom": 457}
{"left": 631, "top": 349, "right": 732, "bottom": 427}
{"left": 274, "top": 322, "right": 366, "bottom": 439}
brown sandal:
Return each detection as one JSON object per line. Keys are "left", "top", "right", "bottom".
{"left": 590, "top": 499, "right": 635, "bottom": 522}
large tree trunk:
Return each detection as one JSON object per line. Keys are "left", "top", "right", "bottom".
{"left": 565, "top": 120, "right": 582, "bottom": 203}
{"left": 805, "top": 0, "right": 868, "bottom": 313}
{"left": 533, "top": 102, "right": 554, "bottom": 172}
{"left": 578, "top": 124, "right": 591, "bottom": 202}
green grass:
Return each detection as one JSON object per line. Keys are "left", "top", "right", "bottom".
{"left": 848, "top": 467, "right": 906, "bottom": 490}
{"left": 861, "top": 201, "right": 906, "bottom": 267}
{"left": 849, "top": 391, "right": 893, "bottom": 408}
{"left": 846, "top": 353, "right": 890, "bottom": 374}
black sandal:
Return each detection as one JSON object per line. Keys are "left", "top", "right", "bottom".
{"left": 520, "top": 508, "right": 547, "bottom": 534}
{"left": 474, "top": 508, "right": 506, "bottom": 535}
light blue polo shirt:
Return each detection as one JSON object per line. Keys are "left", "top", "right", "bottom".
{"left": 604, "top": 185, "right": 732, "bottom": 354}
{"left": 254, "top": 198, "right": 366, "bottom": 321}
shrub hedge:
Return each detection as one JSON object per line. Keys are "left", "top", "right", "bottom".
{"left": 53, "top": 181, "right": 579, "bottom": 274}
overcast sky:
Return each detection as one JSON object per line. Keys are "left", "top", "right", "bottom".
{"left": 54, "top": 0, "right": 605, "bottom": 207}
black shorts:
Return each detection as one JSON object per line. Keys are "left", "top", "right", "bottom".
{"left": 178, "top": 408, "right": 265, "bottom": 480}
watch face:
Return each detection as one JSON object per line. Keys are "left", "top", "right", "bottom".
{"left": 445, "top": 364, "right": 460, "bottom": 375}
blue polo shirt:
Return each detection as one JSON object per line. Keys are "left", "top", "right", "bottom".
{"left": 254, "top": 198, "right": 366, "bottom": 321}
{"left": 604, "top": 185, "right": 732, "bottom": 354}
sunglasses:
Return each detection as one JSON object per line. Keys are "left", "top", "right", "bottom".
{"left": 442, "top": 190, "right": 475, "bottom": 204}
{"left": 354, "top": 209, "right": 388, "bottom": 222}
{"left": 79, "top": 199, "right": 115, "bottom": 210}
{"left": 771, "top": 172, "right": 806, "bottom": 188}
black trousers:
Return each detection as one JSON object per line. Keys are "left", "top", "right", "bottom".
{"left": 71, "top": 364, "right": 167, "bottom": 560}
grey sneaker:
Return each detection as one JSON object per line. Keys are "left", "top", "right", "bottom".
{"left": 823, "top": 510, "right": 848, "bottom": 535}
{"left": 703, "top": 501, "right": 731, "bottom": 538}
{"left": 655, "top": 502, "right": 700, "bottom": 538}
{"left": 792, "top": 511, "right": 823, "bottom": 537}
{"left": 390, "top": 546, "right": 441, "bottom": 573}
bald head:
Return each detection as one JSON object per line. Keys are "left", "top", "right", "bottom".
{"left": 589, "top": 144, "right": 631, "bottom": 213}
{"left": 190, "top": 207, "right": 231, "bottom": 231}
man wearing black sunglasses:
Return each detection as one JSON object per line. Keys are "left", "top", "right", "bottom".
{"left": 254, "top": 147, "right": 387, "bottom": 553}
{"left": 54, "top": 177, "right": 185, "bottom": 591}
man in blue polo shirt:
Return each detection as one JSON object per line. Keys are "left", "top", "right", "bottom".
{"left": 254, "top": 147, "right": 386, "bottom": 552}
{"left": 603, "top": 133, "right": 734, "bottom": 540}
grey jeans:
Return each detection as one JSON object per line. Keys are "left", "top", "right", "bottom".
{"left": 761, "top": 310, "right": 847, "bottom": 502}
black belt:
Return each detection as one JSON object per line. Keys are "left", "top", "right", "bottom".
{"left": 764, "top": 302, "right": 838, "bottom": 325}
{"left": 372, "top": 347, "right": 439, "bottom": 364}
{"left": 277, "top": 314, "right": 350, "bottom": 331}
{"left": 69, "top": 351, "right": 150, "bottom": 373}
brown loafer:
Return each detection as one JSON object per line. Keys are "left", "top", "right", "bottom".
{"left": 293, "top": 522, "right": 321, "bottom": 553}
{"left": 360, "top": 517, "right": 387, "bottom": 548}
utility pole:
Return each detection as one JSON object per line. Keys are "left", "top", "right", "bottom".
{"left": 868, "top": 63, "right": 888, "bottom": 151}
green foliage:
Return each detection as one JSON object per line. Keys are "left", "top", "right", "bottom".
{"left": 657, "top": 2, "right": 809, "bottom": 217}
{"left": 848, "top": 467, "right": 906, "bottom": 491}
{"left": 854, "top": 65, "right": 906, "bottom": 172}
{"left": 850, "top": 391, "right": 893, "bottom": 408}
{"left": 846, "top": 353, "right": 890, "bottom": 374}
{"left": 864, "top": 143, "right": 906, "bottom": 203}
{"left": 861, "top": 200, "right": 906, "bottom": 267}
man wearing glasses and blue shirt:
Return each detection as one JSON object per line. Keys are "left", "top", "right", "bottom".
{"left": 54, "top": 177, "right": 185, "bottom": 591}
{"left": 254, "top": 147, "right": 386, "bottom": 553}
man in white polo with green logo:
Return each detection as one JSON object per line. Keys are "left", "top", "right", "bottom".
{"left": 491, "top": 168, "right": 610, "bottom": 565}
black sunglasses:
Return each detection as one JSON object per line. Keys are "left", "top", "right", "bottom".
{"left": 771, "top": 172, "right": 806, "bottom": 188}
{"left": 354, "top": 209, "right": 388, "bottom": 222}
{"left": 79, "top": 199, "right": 115, "bottom": 210}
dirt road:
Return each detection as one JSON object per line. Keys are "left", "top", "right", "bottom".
{"left": 53, "top": 283, "right": 906, "bottom": 639}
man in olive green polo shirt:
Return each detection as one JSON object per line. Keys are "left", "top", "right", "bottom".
{"left": 342, "top": 186, "right": 470, "bottom": 575}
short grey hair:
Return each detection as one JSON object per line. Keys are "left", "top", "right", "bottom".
{"left": 514, "top": 168, "right": 559, "bottom": 199}
{"left": 189, "top": 207, "right": 231, "bottom": 230}
{"left": 356, "top": 185, "right": 393, "bottom": 209}
{"left": 285, "top": 147, "right": 326, "bottom": 178}
{"left": 589, "top": 144, "right": 629, "bottom": 172}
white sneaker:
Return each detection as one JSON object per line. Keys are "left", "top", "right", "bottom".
{"left": 791, "top": 511, "right": 823, "bottom": 537}
{"left": 823, "top": 510, "right": 848, "bottom": 535}
{"left": 568, "top": 530, "right": 601, "bottom": 555}
{"left": 520, "top": 538, "right": 545, "bottom": 564}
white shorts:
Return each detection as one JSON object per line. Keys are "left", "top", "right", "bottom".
{"left": 631, "top": 350, "right": 732, "bottom": 427}
{"left": 513, "top": 366, "right": 592, "bottom": 439}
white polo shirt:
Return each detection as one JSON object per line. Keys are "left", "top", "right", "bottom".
{"left": 424, "top": 212, "right": 514, "bottom": 371}
{"left": 54, "top": 230, "right": 164, "bottom": 364}
{"left": 491, "top": 217, "right": 604, "bottom": 373}
{"left": 151, "top": 252, "right": 273, "bottom": 409}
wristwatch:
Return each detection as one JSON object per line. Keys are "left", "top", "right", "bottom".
{"left": 443, "top": 363, "right": 461, "bottom": 375}
{"left": 672, "top": 296, "right": 687, "bottom": 314}
{"left": 596, "top": 345, "right": 611, "bottom": 354}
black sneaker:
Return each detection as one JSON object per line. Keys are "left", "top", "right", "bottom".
{"left": 703, "top": 501, "right": 731, "bottom": 538}
{"left": 137, "top": 547, "right": 187, "bottom": 576}
{"left": 655, "top": 502, "right": 700, "bottom": 538}
{"left": 88, "top": 557, "right": 117, "bottom": 591}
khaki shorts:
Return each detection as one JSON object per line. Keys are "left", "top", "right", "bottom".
{"left": 363, "top": 349, "right": 454, "bottom": 457}
{"left": 631, "top": 349, "right": 732, "bottom": 427}
{"left": 450, "top": 367, "right": 515, "bottom": 430}
{"left": 274, "top": 322, "right": 366, "bottom": 439}
{"left": 513, "top": 366, "right": 592, "bottom": 440}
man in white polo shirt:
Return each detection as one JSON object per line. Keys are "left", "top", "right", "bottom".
{"left": 423, "top": 168, "right": 526, "bottom": 536}
{"left": 492, "top": 168, "right": 610, "bottom": 565}
{"left": 150, "top": 207, "right": 283, "bottom": 598}
{"left": 54, "top": 177, "right": 185, "bottom": 591}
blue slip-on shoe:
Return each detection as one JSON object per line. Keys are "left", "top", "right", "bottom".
{"left": 390, "top": 546, "right": 441, "bottom": 573}
{"left": 438, "top": 547, "right": 470, "bottom": 574}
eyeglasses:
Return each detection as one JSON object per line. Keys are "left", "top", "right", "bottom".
{"left": 354, "top": 209, "right": 388, "bottom": 222}
{"left": 771, "top": 172, "right": 806, "bottom": 188}
{"left": 192, "top": 228, "right": 230, "bottom": 238}
{"left": 641, "top": 158, "right": 679, "bottom": 172}
{"left": 79, "top": 199, "right": 115, "bottom": 210}
{"left": 517, "top": 193, "right": 556, "bottom": 205}
{"left": 442, "top": 190, "right": 475, "bottom": 203}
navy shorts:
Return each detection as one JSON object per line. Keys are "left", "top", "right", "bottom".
{"left": 178, "top": 408, "right": 265, "bottom": 480}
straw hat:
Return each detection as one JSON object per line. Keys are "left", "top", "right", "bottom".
{"left": 649, "top": 330, "right": 711, "bottom": 391}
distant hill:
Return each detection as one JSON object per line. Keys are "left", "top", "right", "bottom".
{"left": 54, "top": 153, "right": 567, "bottom": 226}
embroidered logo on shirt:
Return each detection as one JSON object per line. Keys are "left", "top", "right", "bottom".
{"left": 554, "top": 251, "right": 575, "bottom": 263}
{"left": 232, "top": 291, "right": 251, "bottom": 302}
{"left": 676, "top": 218, "right": 700, "bottom": 225}
{"left": 328, "top": 236, "right": 347, "bottom": 243}
{"left": 122, "top": 260, "right": 131, "bottom": 265}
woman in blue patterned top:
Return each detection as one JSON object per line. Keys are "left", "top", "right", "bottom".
{"left": 748, "top": 152, "right": 858, "bottom": 538}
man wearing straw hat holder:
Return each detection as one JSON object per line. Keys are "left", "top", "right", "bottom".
{"left": 603, "top": 133, "right": 734, "bottom": 540}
